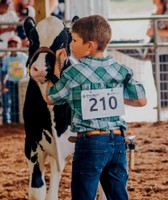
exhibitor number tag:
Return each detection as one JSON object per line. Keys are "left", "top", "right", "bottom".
{"left": 81, "top": 87, "right": 125, "bottom": 120}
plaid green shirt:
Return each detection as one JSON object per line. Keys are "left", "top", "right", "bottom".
{"left": 48, "top": 56, "right": 146, "bottom": 132}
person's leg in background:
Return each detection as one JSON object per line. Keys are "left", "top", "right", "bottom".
{"left": 8, "top": 81, "right": 19, "bottom": 123}
{"left": 2, "top": 89, "right": 11, "bottom": 124}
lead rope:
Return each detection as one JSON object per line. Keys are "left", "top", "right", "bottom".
{"left": 57, "top": 53, "right": 63, "bottom": 72}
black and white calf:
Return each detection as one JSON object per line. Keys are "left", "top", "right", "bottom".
{"left": 23, "top": 16, "right": 75, "bottom": 200}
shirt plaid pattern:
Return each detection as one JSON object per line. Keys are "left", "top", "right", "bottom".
{"left": 48, "top": 56, "right": 146, "bottom": 132}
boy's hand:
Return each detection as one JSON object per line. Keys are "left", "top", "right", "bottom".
{"left": 54, "top": 48, "right": 67, "bottom": 78}
{"left": 1, "top": 85, "right": 9, "bottom": 93}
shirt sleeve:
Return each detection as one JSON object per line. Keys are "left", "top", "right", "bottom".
{"left": 124, "top": 78, "right": 146, "bottom": 99}
{"left": 48, "top": 73, "right": 70, "bottom": 105}
{"left": 22, "top": 54, "right": 28, "bottom": 77}
{"left": 2, "top": 57, "right": 8, "bottom": 73}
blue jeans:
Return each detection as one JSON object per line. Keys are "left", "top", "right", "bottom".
{"left": 2, "top": 90, "right": 11, "bottom": 123}
{"left": 8, "top": 81, "right": 19, "bottom": 123}
{"left": 71, "top": 131, "right": 129, "bottom": 200}
{"left": 2, "top": 80, "right": 19, "bottom": 123}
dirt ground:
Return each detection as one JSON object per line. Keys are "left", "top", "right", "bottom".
{"left": 0, "top": 122, "right": 168, "bottom": 200}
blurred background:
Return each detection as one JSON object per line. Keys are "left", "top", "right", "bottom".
{"left": 0, "top": 0, "right": 168, "bottom": 123}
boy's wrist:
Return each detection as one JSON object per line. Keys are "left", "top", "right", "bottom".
{"left": 54, "top": 63, "right": 61, "bottom": 78}
{"left": 48, "top": 81, "right": 53, "bottom": 86}
{"left": 49, "top": 74, "right": 59, "bottom": 84}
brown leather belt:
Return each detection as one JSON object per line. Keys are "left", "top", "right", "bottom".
{"left": 77, "top": 129, "right": 121, "bottom": 138}
{"left": 68, "top": 129, "right": 122, "bottom": 143}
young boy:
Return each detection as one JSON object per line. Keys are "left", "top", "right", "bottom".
{"left": 46, "top": 15, "right": 147, "bottom": 200}
{"left": 1, "top": 36, "right": 28, "bottom": 123}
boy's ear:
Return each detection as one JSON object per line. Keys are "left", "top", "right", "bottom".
{"left": 88, "top": 41, "right": 97, "bottom": 51}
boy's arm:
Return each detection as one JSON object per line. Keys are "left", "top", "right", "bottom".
{"left": 1, "top": 58, "right": 9, "bottom": 92}
{"left": 123, "top": 74, "right": 147, "bottom": 107}
{"left": 1, "top": 71, "right": 8, "bottom": 92}
{"left": 45, "top": 60, "right": 61, "bottom": 105}
{"left": 46, "top": 49, "right": 67, "bottom": 104}
{"left": 147, "top": 26, "right": 168, "bottom": 37}
{"left": 46, "top": 81, "right": 54, "bottom": 105}
{"left": 124, "top": 97, "right": 147, "bottom": 107}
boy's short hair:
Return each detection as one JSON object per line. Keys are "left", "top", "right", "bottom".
{"left": 71, "top": 15, "right": 112, "bottom": 51}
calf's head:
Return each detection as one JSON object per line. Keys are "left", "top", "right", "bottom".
{"left": 24, "top": 16, "right": 71, "bottom": 83}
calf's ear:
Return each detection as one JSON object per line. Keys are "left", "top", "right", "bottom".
{"left": 71, "top": 15, "right": 79, "bottom": 23}
{"left": 24, "top": 16, "right": 36, "bottom": 38}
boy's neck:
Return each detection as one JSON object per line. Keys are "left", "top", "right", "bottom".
{"left": 11, "top": 52, "right": 17, "bottom": 57}
{"left": 90, "top": 51, "right": 104, "bottom": 58}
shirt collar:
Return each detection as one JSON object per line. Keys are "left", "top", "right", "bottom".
{"left": 79, "top": 55, "right": 115, "bottom": 68}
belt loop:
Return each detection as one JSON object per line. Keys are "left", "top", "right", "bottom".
{"left": 83, "top": 132, "right": 86, "bottom": 139}
{"left": 110, "top": 130, "right": 114, "bottom": 139}
{"left": 120, "top": 126, "right": 125, "bottom": 138}
{"left": 81, "top": 132, "right": 86, "bottom": 139}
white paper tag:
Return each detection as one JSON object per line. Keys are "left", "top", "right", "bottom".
{"left": 81, "top": 87, "right": 125, "bottom": 120}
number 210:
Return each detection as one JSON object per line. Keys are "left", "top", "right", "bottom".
{"left": 89, "top": 96, "right": 117, "bottom": 112}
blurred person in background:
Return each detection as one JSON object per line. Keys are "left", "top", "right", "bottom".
{"left": 0, "top": 0, "right": 19, "bottom": 110}
{"left": 0, "top": 0, "right": 19, "bottom": 56}
{"left": 16, "top": 4, "right": 36, "bottom": 47}
{"left": 51, "top": 0, "right": 65, "bottom": 20}
{"left": 1, "top": 36, "right": 28, "bottom": 123}
{"left": 13, "top": 0, "right": 34, "bottom": 16}
{"left": 146, "top": 0, "right": 168, "bottom": 107}
{"left": 13, "top": 0, "right": 59, "bottom": 16}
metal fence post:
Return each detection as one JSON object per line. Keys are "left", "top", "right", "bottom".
{"left": 154, "top": 19, "right": 161, "bottom": 121}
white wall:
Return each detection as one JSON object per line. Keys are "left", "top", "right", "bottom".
{"left": 64, "top": 0, "right": 110, "bottom": 20}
